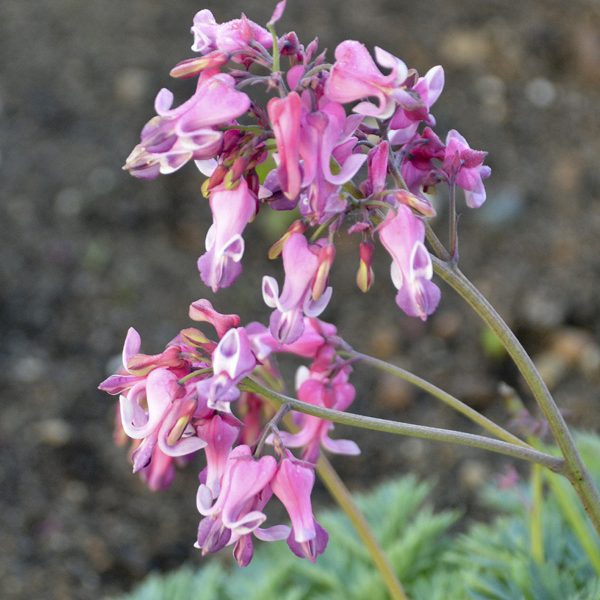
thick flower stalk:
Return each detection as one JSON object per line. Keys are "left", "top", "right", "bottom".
{"left": 103, "top": 1, "right": 600, "bottom": 587}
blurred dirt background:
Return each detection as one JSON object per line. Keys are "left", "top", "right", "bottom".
{"left": 2, "top": 0, "right": 600, "bottom": 598}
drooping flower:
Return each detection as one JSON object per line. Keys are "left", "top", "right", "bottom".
{"left": 189, "top": 299, "right": 241, "bottom": 339}
{"left": 325, "top": 41, "right": 416, "bottom": 119}
{"left": 197, "top": 178, "right": 257, "bottom": 292}
{"left": 124, "top": 72, "right": 250, "bottom": 179}
{"left": 377, "top": 205, "right": 441, "bottom": 320}
{"left": 298, "top": 99, "right": 367, "bottom": 221}
{"left": 389, "top": 66, "right": 444, "bottom": 146}
{"left": 197, "top": 327, "right": 257, "bottom": 411}
{"left": 361, "top": 141, "right": 389, "bottom": 197}
{"left": 276, "top": 346, "right": 359, "bottom": 463}
{"left": 119, "top": 368, "right": 206, "bottom": 457}
{"left": 196, "top": 445, "right": 280, "bottom": 557}
{"left": 262, "top": 233, "right": 332, "bottom": 344}
{"left": 98, "top": 327, "right": 184, "bottom": 395}
{"left": 400, "top": 127, "right": 446, "bottom": 197}
{"left": 268, "top": 91, "right": 303, "bottom": 200}
{"left": 442, "top": 130, "right": 492, "bottom": 208}
{"left": 191, "top": 10, "right": 272, "bottom": 56}
{"left": 271, "top": 453, "right": 328, "bottom": 562}
{"left": 196, "top": 413, "right": 241, "bottom": 502}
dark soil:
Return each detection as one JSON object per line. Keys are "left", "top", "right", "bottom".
{"left": 2, "top": 0, "right": 600, "bottom": 598}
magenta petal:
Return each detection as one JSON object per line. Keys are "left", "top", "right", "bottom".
{"left": 272, "top": 457, "right": 317, "bottom": 543}
{"left": 198, "top": 180, "right": 256, "bottom": 292}
{"left": 255, "top": 524, "right": 291, "bottom": 542}
{"left": 268, "top": 92, "right": 302, "bottom": 200}
{"left": 269, "top": 307, "right": 305, "bottom": 345}
{"left": 196, "top": 413, "right": 241, "bottom": 498}
{"left": 233, "top": 535, "right": 254, "bottom": 567}
{"left": 212, "top": 328, "right": 256, "bottom": 382}
{"left": 189, "top": 299, "right": 240, "bottom": 338}
{"left": 278, "top": 234, "right": 319, "bottom": 310}
{"left": 378, "top": 206, "right": 440, "bottom": 320}
{"left": 286, "top": 520, "right": 328, "bottom": 562}
{"left": 196, "top": 516, "right": 231, "bottom": 555}
{"left": 119, "top": 369, "right": 177, "bottom": 440}
{"left": 321, "top": 436, "right": 361, "bottom": 455}
{"left": 98, "top": 373, "right": 140, "bottom": 395}
{"left": 122, "top": 327, "right": 142, "bottom": 371}
{"left": 268, "top": 0, "right": 287, "bottom": 25}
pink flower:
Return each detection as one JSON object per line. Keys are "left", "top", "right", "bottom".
{"left": 361, "top": 141, "right": 389, "bottom": 197}
{"left": 189, "top": 299, "right": 240, "bottom": 339}
{"left": 276, "top": 348, "right": 359, "bottom": 463}
{"left": 196, "top": 413, "right": 241, "bottom": 502}
{"left": 246, "top": 317, "right": 337, "bottom": 361}
{"left": 443, "top": 130, "right": 492, "bottom": 208}
{"left": 124, "top": 72, "right": 250, "bottom": 179}
{"left": 389, "top": 66, "right": 444, "bottom": 145}
{"left": 262, "top": 233, "right": 332, "bottom": 344}
{"left": 299, "top": 99, "right": 366, "bottom": 221}
{"left": 197, "top": 178, "right": 257, "bottom": 292}
{"left": 196, "top": 445, "right": 280, "bottom": 557}
{"left": 271, "top": 454, "right": 328, "bottom": 562}
{"left": 400, "top": 127, "right": 445, "bottom": 197}
{"left": 119, "top": 368, "right": 206, "bottom": 458}
{"left": 325, "top": 41, "right": 413, "bottom": 118}
{"left": 98, "top": 327, "right": 184, "bottom": 395}
{"left": 378, "top": 205, "right": 441, "bottom": 320}
{"left": 197, "top": 327, "right": 257, "bottom": 411}
{"left": 268, "top": 92, "right": 303, "bottom": 200}
{"left": 135, "top": 443, "right": 195, "bottom": 491}
{"left": 191, "top": 10, "right": 272, "bottom": 56}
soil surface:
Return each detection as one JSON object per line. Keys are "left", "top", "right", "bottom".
{"left": 2, "top": 0, "right": 600, "bottom": 598}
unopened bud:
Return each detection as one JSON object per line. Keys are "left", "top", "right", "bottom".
{"left": 392, "top": 190, "right": 436, "bottom": 218}
{"left": 356, "top": 241, "right": 374, "bottom": 293}
{"left": 180, "top": 327, "right": 211, "bottom": 348}
{"left": 224, "top": 156, "right": 250, "bottom": 188}
{"left": 312, "top": 243, "right": 335, "bottom": 300}
{"left": 166, "top": 399, "right": 197, "bottom": 445}
{"left": 169, "top": 52, "right": 228, "bottom": 79}
{"left": 207, "top": 164, "right": 228, "bottom": 192}
{"left": 223, "top": 169, "right": 242, "bottom": 190}
{"left": 268, "top": 220, "right": 306, "bottom": 260}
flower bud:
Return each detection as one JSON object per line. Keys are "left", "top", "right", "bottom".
{"left": 356, "top": 241, "right": 374, "bottom": 293}
{"left": 169, "top": 51, "right": 228, "bottom": 79}
{"left": 312, "top": 243, "right": 335, "bottom": 301}
{"left": 268, "top": 220, "right": 306, "bottom": 260}
{"left": 391, "top": 189, "right": 436, "bottom": 218}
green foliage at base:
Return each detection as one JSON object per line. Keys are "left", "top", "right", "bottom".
{"left": 118, "top": 434, "right": 600, "bottom": 600}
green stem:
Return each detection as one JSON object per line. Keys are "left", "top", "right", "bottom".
{"left": 310, "top": 214, "right": 339, "bottom": 242}
{"left": 448, "top": 183, "right": 458, "bottom": 262}
{"left": 240, "top": 378, "right": 565, "bottom": 472}
{"left": 432, "top": 257, "right": 600, "bottom": 535}
{"left": 267, "top": 24, "right": 280, "bottom": 74}
{"left": 341, "top": 350, "right": 530, "bottom": 449}
{"left": 425, "top": 221, "right": 451, "bottom": 262}
{"left": 177, "top": 367, "right": 212, "bottom": 385}
{"left": 544, "top": 470, "right": 600, "bottom": 575}
{"left": 316, "top": 456, "right": 409, "bottom": 600}
{"left": 530, "top": 463, "right": 544, "bottom": 565}
{"left": 256, "top": 388, "right": 408, "bottom": 598}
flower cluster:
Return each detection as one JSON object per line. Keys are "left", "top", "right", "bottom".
{"left": 100, "top": 299, "right": 350, "bottom": 564}
{"left": 106, "top": 1, "right": 491, "bottom": 566}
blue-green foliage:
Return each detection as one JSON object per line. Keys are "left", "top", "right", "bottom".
{"left": 118, "top": 434, "right": 600, "bottom": 600}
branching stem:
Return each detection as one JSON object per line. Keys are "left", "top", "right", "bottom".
{"left": 239, "top": 379, "right": 565, "bottom": 473}
{"left": 432, "top": 257, "right": 600, "bottom": 534}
